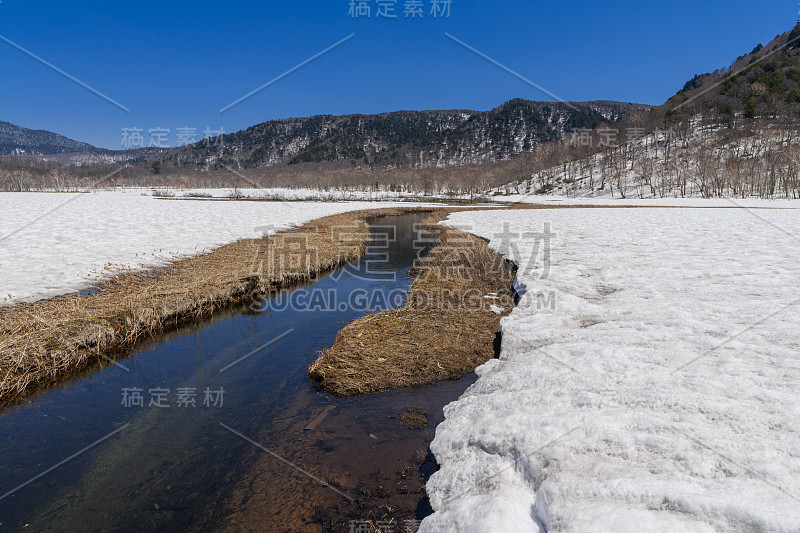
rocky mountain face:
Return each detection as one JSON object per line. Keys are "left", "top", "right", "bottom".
{"left": 163, "top": 99, "right": 649, "bottom": 171}
{"left": 0, "top": 121, "right": 101, "bottom": 156}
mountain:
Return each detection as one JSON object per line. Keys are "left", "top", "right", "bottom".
{"left": 665, "top": 23, "right": 800, "bottom": 123}
{"left": 493, "top": 24, "right": 800, "bottom": 202}
{"left": 0, "top": 121, "right": 102, "bottom": 156}
{"left": 0, "top": 121, "right": 169, "bottom": 167}
{"left": 160, "top": 99, "right": 649, "bottom": 171}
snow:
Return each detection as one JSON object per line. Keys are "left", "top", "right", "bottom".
{"left": 147, "top": 186, "right": 486, "bottom": 203}
{"left": 150, "top": 186, "right": 414, "bottom": 201}
{"left": 490, "top": 127, "right": 800, "bottom": 203}
{"left": 493, "top": 194, "right": 800, "bottom": 209}
{"left": 422, "top": 206, "right": 800, "bottom": 532}
{"left": 0, "top": 190, "right": 419, "bottom": 305}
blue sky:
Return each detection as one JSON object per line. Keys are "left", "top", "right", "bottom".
{"left": 0, "top": 0, "right": 795, "bottom": 149}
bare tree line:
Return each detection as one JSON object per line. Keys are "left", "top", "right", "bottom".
{"left": 0, "top": 152, "right": 539, "bottom": 199}
{"left": 2, "top": 110, "right": 799, "bottom": 200}
{"left": 512, "top": 119, "right": 800, "bottom": 200}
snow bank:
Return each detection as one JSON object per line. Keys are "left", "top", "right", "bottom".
{"left": 423, "top": 207, "right": 800, "bottom": 532}
{"left": 0, "top": 191, "right": 410, "bottom": 305}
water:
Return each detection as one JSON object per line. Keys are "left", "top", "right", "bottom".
{"left": 0, "top": 213, "right": 475, "bottom": 532}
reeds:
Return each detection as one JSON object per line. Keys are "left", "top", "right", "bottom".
{"left": 308, "top": 214, "right": 518, "bottom": 397}
{"left": 0, "top": 207, "right": 430, "bottom": 408}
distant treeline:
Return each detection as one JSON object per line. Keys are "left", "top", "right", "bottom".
{"left": 3, "top": 114, "right": 800, "bottom": 200}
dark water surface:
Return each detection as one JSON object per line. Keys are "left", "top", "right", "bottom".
{"left": 0, "top": 213, "right": 474, "bottom": 532}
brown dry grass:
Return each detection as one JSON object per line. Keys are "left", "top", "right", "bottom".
{"left": 308, "top": 213, "right": 517, "bottom": 397}
{"left": 392, "top": 408, "right": 429, "bottom": 430}
{"left": 0, "top": 206, "right": 435, "bottom": 408}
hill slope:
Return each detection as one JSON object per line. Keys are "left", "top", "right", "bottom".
{"left": 162, "top": 99, "right": 648, "bottom": 171}
{"left": 495, "top": 24, "right": 800, "bottom": 201}
{"left": 0, "top": 121, "right": 102, "bottom": 156}
{"left": 666, "top": 23, "right": 800, "bottom": 122}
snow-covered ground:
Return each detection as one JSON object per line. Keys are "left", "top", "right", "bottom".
{"left": 493, "top": 194, "right": 800, "bottom": 209}
{"left": 424, "top": 206, "right": 800, "bottom": 532}
{"left": 146, "top": 186, "right": 479, "bottom": 202}
{"left": 490, "top": 126, "right": 800, "bottom": 203}
{"left": 148, "top": 186, "right": 414, "bottom": 201}
{"left": 0, "top": 190, "right": 417, "bottom": 305}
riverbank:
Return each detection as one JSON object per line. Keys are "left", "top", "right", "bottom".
{"left": 0, "top": 211, "right": 473, "bottom": 533}
{"left": 309, "top": 213, "right": 517, "bottom": 397}
{"left": 0, "top": 206, "right": 435, "bottom": 408}
{"left": 422, "top": 207, "right": 800, "bottom": 532}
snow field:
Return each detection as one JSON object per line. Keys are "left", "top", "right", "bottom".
{"left": 0, "top": 191, "right": 410, "bottom": 305}
{"left": 422, "top": 206, "right": 800, "bottom": 532}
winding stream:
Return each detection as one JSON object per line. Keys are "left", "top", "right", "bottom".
{"left": 0, "top": 213, "right": 475, "bottom": 532}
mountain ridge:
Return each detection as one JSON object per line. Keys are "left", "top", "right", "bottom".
{"left": 0, "top": 121, "right": 103, "bottom": 156}
{"left": 162, "top": 99, "right": 649, "bottom": 171}
{"left": 0, "top": 99, "right": 649, "bottom": 169}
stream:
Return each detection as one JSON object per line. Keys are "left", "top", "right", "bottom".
{"left": 0, "top": 212, "right": 475, "bottom": 532}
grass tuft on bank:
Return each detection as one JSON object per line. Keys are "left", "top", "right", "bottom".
{"left": 309, "top": 215, "right": 517, "bottom": 397}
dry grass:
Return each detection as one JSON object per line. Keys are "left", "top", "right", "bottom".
{"left": 0, "top": 206, "right": 434, "bottom": 408}
{"left": 392, "top": 408, "right": 430, "bottom": 430}
{"left": 308, "top": 213, "right": 517, "bottom": 397}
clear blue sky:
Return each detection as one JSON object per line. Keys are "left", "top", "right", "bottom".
{"left": 0, "top": 0, "right": 795, "bottom": 149}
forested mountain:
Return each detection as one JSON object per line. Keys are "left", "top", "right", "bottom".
{"left": 666, "top": 23, "right": 800, "bottom": 123}
{"left": 0, "top": 121, "right": 101, "bottom": 156}
{"left": 161, "top": 99, "right": 648, "bottom": 171}
{"left": 498, "top": 23, "right": 800, "bottom": 201}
